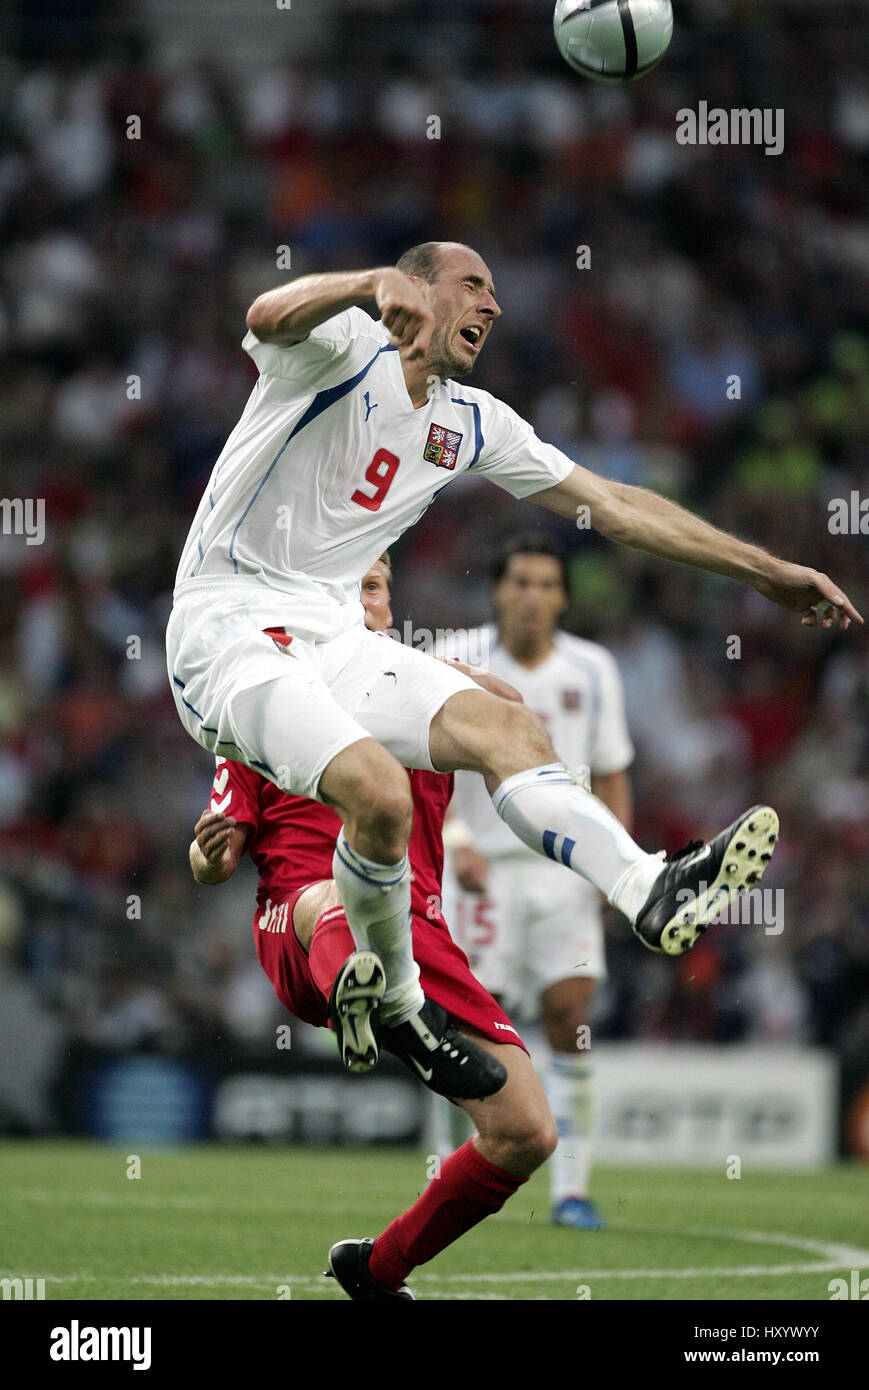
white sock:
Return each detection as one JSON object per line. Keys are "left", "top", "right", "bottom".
{"left": 492, "top": 762, "right": 662, "bottom": 920}
{"left": 609, "top": 852, "right": 666, "bottom": 923}
{"left": 332, "top": 831, "right": 423, "bottom": 1026}
{"left": 546, "top": 1050, "right": 595, "bottom": 1204}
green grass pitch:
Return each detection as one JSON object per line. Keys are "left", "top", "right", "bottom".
{"left": 2, "top": 1140, "right": 868, "bottom": 1301}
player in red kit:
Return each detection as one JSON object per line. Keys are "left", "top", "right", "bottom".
{"left": 190, "top": 557, "right": 557, "bottom": 1299}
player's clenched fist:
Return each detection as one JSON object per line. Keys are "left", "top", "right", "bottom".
{"left": 191, "top": 808, "right": 238, "bottom": 884}
{"left": 374, "top": 268, "right": 434, "bottom": 361}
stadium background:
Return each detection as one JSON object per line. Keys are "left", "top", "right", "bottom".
{"left": 0, "top": 0, "right": 867, "bottom": 1162}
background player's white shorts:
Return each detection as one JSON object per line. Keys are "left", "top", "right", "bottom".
{"left": 166, "top": 590, "right": 479, "bottom": 799}
{"left": 442, "top": 853, "right": 606, "bottom": 1022}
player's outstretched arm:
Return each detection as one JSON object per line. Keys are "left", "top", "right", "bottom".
{"left": 189, "top": 809, "right": 249, "bottom": 885}
{"left": 531, "top": 466, "right": 862, "bottom": 631}
{"left": 246, "top": 267, "right": 434, "bottom": 359}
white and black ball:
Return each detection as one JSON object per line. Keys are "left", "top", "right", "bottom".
{"left": 554, "top": 0, "right": 674, "bottom": 83}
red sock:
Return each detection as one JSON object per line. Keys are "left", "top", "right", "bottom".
{"left": 308, "top": 907, "right": 356, "bottom": 1000}
{"left": 368, "top": 1140, "right": 526, "bottom": 1289}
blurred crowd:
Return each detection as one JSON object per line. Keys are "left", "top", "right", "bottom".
{"left": 0, "top": 2, "right": 867, "bottom": 1133}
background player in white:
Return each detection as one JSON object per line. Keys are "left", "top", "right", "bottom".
{"left": 439, "top": 534, "right": 633, "bottom": 1228}
{"left": 166, "top": 239, "right": 859, "bottom": 1109}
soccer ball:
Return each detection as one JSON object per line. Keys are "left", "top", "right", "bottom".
{"left": 554, "top": 0, "right": 674, "bottom": 83}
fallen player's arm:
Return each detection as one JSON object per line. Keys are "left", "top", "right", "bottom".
{"left": 529, "top": 465, "right": 862, "bottom": 631}
{"left": 246, "top": 266, "right": 433, "bottom": 358}
{"left": 189, "top": 809, "right": 250, "bottom": 886}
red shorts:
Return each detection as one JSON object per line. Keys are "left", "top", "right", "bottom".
{"left": 253, "top": 885, "right": 527, "bottom": 1052}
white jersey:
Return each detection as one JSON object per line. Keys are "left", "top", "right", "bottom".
{"left": 174, "top": 307, "right": 575, "bottom": 640}
{"left": 444, "top": 625, "right": 634, "bottom": 859}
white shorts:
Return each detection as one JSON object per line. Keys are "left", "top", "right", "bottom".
{"left": 442, "top": 853, "right": 606, "bottom": 1022}
{"left": 165, "top": 589, "right": 479, "bottom": 798}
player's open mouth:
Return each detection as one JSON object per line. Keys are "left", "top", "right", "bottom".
{"left": 459, "top": 325, "right": 484, "bottom": 351}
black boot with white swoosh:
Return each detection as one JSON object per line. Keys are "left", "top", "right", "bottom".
{"left": 632, "top": 805, "right": 780, "bottom": 956}
{"left": 378, "top": 1000, "right": 507, "bottom": 1100}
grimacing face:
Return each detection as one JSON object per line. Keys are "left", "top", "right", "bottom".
{"left": 495, "top": 553, "right": 568, "bottom": 645}
{"left": 415, "top": 245, "right": 501, "bottom": 380}
{"left": 361, "top": 559, "right": 393, "bottom": 632}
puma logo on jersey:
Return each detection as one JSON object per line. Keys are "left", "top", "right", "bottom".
{"left": 363, "top": 391, "right": 378, "bottom": 422}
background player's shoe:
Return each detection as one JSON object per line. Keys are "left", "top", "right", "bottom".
{"left": 325, "top": 1238, "right": 415, "bottom": 1300}
{"left": 328, "top": 951, "right": 385, "bottom": 1074}
{"left": 379, "top": 1000, "right": 507, "bottom": 1100}
{"left": 552, "top": 1197, "right": 606, "bottom": 1230}
{"left": 633, "top": 805, "right": 779, "bottom": 956}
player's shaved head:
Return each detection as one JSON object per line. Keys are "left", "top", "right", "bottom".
{"left": 396, "top": 241, "right": 481, "bottom": 284}
{"left": 396, "top": 242, "right": 445, "bottom": 282}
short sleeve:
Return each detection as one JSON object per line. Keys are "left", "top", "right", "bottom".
{"left": 472, "top": 400, "right": 576, "bottom": 499}
{"left": 211, "top": 756, "right": 263, "bottom": 839}
{"left": 242, "top": 306, "right": 383, "bottom": 389}
{"left": 590, "top": 651, "right": 634, "bottom": 776}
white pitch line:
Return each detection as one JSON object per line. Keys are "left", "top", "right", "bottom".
{"left": 8, "top": 1274, "right": 539, "bottom": 1299}
{"left": 7, "top": 1226, "right": 867, "bottom": 1292}
{"left": 9, "top": 1227, "right": 869, "bottom": 1289}
{"left": 662, "top": 1223, "right": 869, "bottom": 1261}
{"left": 417, "top": 1260, "right": 849, "bottom": 1282}
{"left": 413, "top": 1226, "right": 869, "bottom": 1282}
